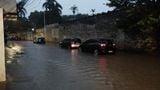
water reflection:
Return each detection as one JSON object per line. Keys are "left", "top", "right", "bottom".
{"left": 98, "top": 56, "right": 108, "bottom": 75}
{"left": 5, "top": 43, "right": 24, "bottom": 64}
{"left": 71, "top": 49, "right": 78, "bottom": 64}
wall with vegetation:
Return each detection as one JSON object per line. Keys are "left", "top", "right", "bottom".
{"left": 58, "top": 12, "right": 158, "bottom": 52}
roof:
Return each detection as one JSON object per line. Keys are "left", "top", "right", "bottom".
{"left": 0, "top": 0, "right": 16, "bottom": 13}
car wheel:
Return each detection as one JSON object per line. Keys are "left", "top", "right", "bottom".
{"left": 94, "top": 49, "right": 99, "bottom": 56}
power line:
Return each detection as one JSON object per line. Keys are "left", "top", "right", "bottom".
{"left": 24, "top": 0, "right": 36, "bottom": 8}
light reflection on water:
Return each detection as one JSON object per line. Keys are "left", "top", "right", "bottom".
{"left": 5, "top": 43, "right": 24, "bottom": 64}
{"left": 71, "top": 49, "right": 78, "bottom": 64}
{"left": 98, "top": 56, "right": 108, "bottom": 75}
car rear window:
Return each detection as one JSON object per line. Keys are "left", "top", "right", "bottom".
{"left": 99, "top": 39, "right": 113, "bottom": 44}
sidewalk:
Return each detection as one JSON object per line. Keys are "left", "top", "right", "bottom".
{"left": 0, "top": 43, "right": 25, "bottom": 90}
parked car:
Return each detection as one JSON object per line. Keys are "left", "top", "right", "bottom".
{"left": 33, "top": 37, "right": 46, "bottom": 44}
{"left": 79, "top": 38, "right": 116, "bottom": 55}
{"left": 59, "top": 38, "right": 81, "bottom": 49}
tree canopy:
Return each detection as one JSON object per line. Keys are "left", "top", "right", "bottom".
{"left": 16, "top": 0, "right": 28, "bottom": 18}
{"left": 107, "top": 0, "right": 160, "bottom": 37}
{"left": 70, "top": 5, "right": 78, "bottom": 15}
{"left": 107, "top": 0, "right": 160, "bottom": 50}
{"left": 28, "top": 11, "right": 44, "bottom": 28}
{"left": 42, "top": 0, "right": 63, "bottom": 24}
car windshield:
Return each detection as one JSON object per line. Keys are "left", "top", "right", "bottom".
{"left": 72, "top": 38, "right": 81, "bottom": 43}
{"left": 38, "top": 38, "right": 45, "bottom": 41}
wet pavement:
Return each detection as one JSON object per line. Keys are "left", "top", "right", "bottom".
{"left": 1, "top": 41, "right": 160, "bottom": 90}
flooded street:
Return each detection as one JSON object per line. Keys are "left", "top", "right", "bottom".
{"left": 5, "top": 41, "right": 160, "bottom": 90}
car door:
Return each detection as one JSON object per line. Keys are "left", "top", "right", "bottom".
{"left": 64, "top": 39, "right": 71, "bottom": 48}
{"left": 80, "top": 40, "right": 90, "bottom": 52}
{"left": 84, "top": 39, "right": 97, "bottom": 52}
{"left": 88, "top": 39, "right": 99, "bottom": 52}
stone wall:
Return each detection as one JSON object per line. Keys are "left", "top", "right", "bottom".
{"left": 35, "top": 24, "right": 60, "bottom": 42}
{"left": 59, "top": 24, "right": 96, "bottom": 41}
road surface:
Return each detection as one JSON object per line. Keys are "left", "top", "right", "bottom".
{"left": 3, "top": 41, "right": 160, "bottom": 90}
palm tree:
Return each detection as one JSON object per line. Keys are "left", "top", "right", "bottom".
{"left": 70, "top": 5, "right": 78, "bottom": 15}
{"left": 42, "top": 0, "right": 63, "bottom": 24}
{"left": 42, "top": 0, "right": 62, "bottom": 14}
{"left": 91, "top": 9, "right": 95, "bottom": 15}
{"left": 16, "top": 0, "right": 28, "bottom": 18}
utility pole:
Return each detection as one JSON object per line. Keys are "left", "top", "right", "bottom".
{"left": 0, "top": 8, "right": 6, "bottom": 82}
{"left": 43, "top": 10, "right": 46, "bottom": 38}
{"left": 94, "top": 15, "right": 97, "bottom": 38}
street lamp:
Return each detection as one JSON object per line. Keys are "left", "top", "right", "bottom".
{"left": 32, "top": 28, "right": 35, "bottom": 40}
{"left": 94, "top": 15, "right": 97, "bottom": 38}
{"left": 32, "top": 28, "right": 35, "bottom": 32}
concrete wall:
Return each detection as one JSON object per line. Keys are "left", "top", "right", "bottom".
{"left": 59, "top": 23, "right": 125, "bottom": 43}
{"left": 59, "top": 24, "right": 97, "bottom": 41}
{"left": 33, "top": 28, "right": 44, "bottom": 39}
{"left": 36, "top": 24, "right": 60, "bottom": 42}
{"left": 0, "top": 8, "right": 6, "bottom": 82}
{"left": 45, "top": 24, "right": 59, "bottom": 42}
{"left": 26, "top": 32, "right": 33, "bottom": 41}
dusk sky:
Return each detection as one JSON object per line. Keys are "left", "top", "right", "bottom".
{"left": 24, "top": 0, "right": 113, "bottom": 17}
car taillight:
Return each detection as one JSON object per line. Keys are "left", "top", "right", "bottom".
{"left": 100, "top": 44, "right": 106, "bottom": 47}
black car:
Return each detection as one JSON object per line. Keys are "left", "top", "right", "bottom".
{"left": 79, "top": 38, "right": 116, "bottom": 55}
{"left": 33, "top": 37, "right": 46, "bottom": 44}
{"left": 59, "top": 38, "right": 81, "bottom": 49}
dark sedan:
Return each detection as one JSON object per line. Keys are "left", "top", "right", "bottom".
{"left": 59, "top": 38, "right": 81, "bottom": 49}
{"left": 33, "top": 37, "right": 46, "bottom": 44}
{"left": 79, "top": 38, "right": 116, "bottom": 55}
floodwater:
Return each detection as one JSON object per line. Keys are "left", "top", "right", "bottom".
{"left": 4, "top": 41, "right": 160, "bottom": 90}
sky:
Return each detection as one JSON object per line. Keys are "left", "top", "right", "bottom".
{"left": 24, "top": 0, "right": 113, "bottom": 17}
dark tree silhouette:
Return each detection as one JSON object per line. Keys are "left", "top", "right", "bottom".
{"left": 16, "top": 0, "right": 28, "bottom": 18}
{"left": 70, "top": 5, "right": 78, "bottom": 15}
{"left": 42, "top": 0, "right": 63, "bottom": 24}
{"left": 91, "top": 9, "right": 95, "bottom": 15}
